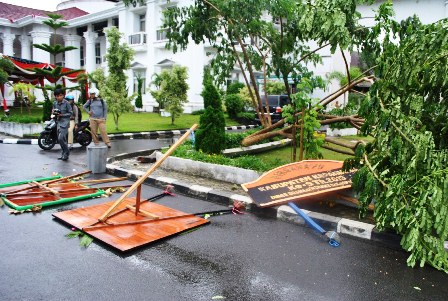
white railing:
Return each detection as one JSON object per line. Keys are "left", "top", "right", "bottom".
{"left": 128, "top": 32, "right": 147, "bottom": 45}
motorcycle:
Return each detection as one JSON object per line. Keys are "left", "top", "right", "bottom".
{"left": 38, "top": 110, "right": 92, "bottom": 150}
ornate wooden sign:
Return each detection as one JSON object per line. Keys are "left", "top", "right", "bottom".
{"left": 241, "top": 160, "right": 355, "bottom": 208}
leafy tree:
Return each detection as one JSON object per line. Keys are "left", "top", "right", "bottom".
{"left": 149, "top": 65, "right": 189, "bottom": 125}
{"left": 195, "top": 66, "right": 226, "bottom": 154}
{"left": 345, "top": 13, "right": 448, "bottom": 272}
{"left": 91, "top": 27, "right": 135, "bottom": 130}
{"left": 135, "top": 75, "right": 144, "bottom": 110}
{"left": 9, "top": 83, "right": 36, "bottom": 115}
{"left": 0, "top": 56, "right": 14, "bottom": 85}
{"left": 160, "top": 0, "right": 374, "bottom": 161}
{"left": 33, "top": 13, "right": 79, "bottom": 121}
{"left": 265, "top": 82, "right": 286, "bottom": 95}
{"left": 283, "top": 79, "right": 324, "bottom": 160}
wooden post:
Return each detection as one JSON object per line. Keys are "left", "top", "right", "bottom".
{"left": 97, "top": 124, "right": 198, "bottom": 223}
{"left": 135, "top": 185, "right": 142, "bottom": 216}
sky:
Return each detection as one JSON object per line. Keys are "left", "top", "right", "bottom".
{"left": 1, "top": 0, "right": 61, "bottom": 11}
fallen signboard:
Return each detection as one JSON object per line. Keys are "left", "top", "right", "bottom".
{"left": 241, "top": 160, "right": 356, "bottom": 208}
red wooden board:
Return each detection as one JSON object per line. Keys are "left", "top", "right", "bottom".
{"left": 241, "top": 160, "right": 356, "bottom": 207}
{"left": 53, "top": 198, "right": 209, "bottom": 252}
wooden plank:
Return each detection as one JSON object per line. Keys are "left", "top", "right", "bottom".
{"left": 48, "top": 177, "right": 127, "bottom": 187}
{"left": 32, "top": 181, "right": 60, "bottom": 197}
{"left": 97, "top": 124, "right": 198, "bottom": 222}
{"left": 52, "top": 198, "right": 209, "bottom": 252}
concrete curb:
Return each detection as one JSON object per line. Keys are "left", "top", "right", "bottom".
{"left": 0, "top": 125, "right": 258, "bottom": 144}
{"left": 106, "top": 160, "right": 402, "bottom": 249}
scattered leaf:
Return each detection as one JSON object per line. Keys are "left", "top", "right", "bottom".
{"left": 0, "top": 198, "right": 4, "bottom": 207}
{"left": 79, "top": 234, "right": 94, "bottom": 248}
{"left": 413, "top": 287, "right": 421, "bottom": 291}
{"left": 65, "top": 230, "right": 83, "bottom": 239}
{"left": 212, "top": 296, "right": 226, "bottom": 300}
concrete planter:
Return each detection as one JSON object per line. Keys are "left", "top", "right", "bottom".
{"left": 326, "top": 127, "right": 358, "bottom": 137}
{"left": 0, "top": 121, "right": 43, "bottom": 137}
{"left": 155, "top": 151, "right": 261, "bottom": 184}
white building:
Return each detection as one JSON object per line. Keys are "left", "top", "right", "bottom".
{"left": 1, "top": 0, "right": 447, "bottom": 111}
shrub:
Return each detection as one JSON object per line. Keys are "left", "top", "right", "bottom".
{"left": 191, "top": 109, "right": 205, "bottom": 115}
{"left": 224, "top": 94, "right": 244, "bottom": 118}
{"left": 0, "top": 115, "right": 42, "bottom": 123}
{"left": 235, "top": 112, "right": 255, "bottom": 125}
{"left": 169, "top": 144, "right": 276, "bottom": 172}
{"left": 226, "top": 82, "right": 245, "bottom": 95}
{"left": 195, "top": 66, "right": 226, "bottom": 154}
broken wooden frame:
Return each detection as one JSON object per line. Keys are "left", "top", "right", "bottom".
{"left": 0, "top": 171, "right": 128, "bottom": 211}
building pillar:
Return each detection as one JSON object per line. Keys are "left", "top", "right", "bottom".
{"left": 83, "top": 31, "right": 98, "bottom": 74}
{"left": 2, "top": 33, "right": 15, "bottom": 56}
{"left": 63, "top": 34, "right": 82, "bottom": 69}
{"left": 19, "top": 35, "right": 31, "bottom": 60}
{"left": 30, "top": 31, "right": 51, "bottom": 63}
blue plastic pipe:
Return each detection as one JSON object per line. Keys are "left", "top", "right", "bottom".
{"left": 288, "top": 202, "right": 325, "bottom": 235}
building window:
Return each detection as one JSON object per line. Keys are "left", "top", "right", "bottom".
{"left": 112, "top": 18, "right": 119, "bottom": 27}
{"left": 95, "top": 43, "right": 101, "bottom": 64}
{"left": 129, "top": 33, "right": 147, "bottom": 45}
{"left": 139, "top": 14, "right": 146, "bottom": 32}
{"left": 80, "top": 46, "right": 84, "bottom": 67}
{"left": 156, "top": 28, "right": 169, "bottom": 41}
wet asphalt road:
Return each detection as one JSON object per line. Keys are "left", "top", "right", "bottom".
{"left": 1, "top": 141, "right": 447, "bottom": 301}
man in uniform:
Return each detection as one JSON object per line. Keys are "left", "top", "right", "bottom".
{"left": 53, "top": 88, "right": 72, "bottom": 161}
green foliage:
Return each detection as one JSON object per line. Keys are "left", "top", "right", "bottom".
{"left": 65, "top": 230, "right": 94, "bottom": 248}
{"left": 170, "top": 144, "right": 275, "bottom": 173}
{"left": 283, "top": 79, "right": 324, "bottom": 159}
{"left": 135, "top": 76, "right": 143, "bottom": 109}
{"left": 150, "top": 65, "right": 189, "bottom": 125}
{"left": 96, "top": 27, "right": 136, "bottom": 130}
{"left": 161, "top": 0, "right": 370, "bottom": 131}
{"left": 327, "top": 67, "right": 364, "bottom": 87}
{"left": 265, "top": 82, "right": 286, "bottom": 95}
{"left": 235, "top": 112, "right": 255, "bottom": 125}
{"left": 226, "top": 82, "right": 245, "bottom": 95}
{"left": 200, "top": 66, "right": 221, "bottom": 108}
{"left": 31, "top": 13, "right": 79, "bottom": 121}
{"left": 0, "top": 56, "right": 14, "bottom": 85}
{"left": 191, "top": 109, "right": 205, "bottom": 115}
{"left": 350, "top": 13, "right": 448, "bottom": 272}
{"left": 195, "top": 67, "right": 226, "bottom": 154}
{"left": 238, "top": 86, "right": 257, "bottom": 110}
{"left": 224, "top": 94, "right": 244, "bottom": 118}
{"left": 327, "top": 93, "right": 363, "bottom": 129}
{"left": 0, "top": 115, "right": 41, "bottom": 123}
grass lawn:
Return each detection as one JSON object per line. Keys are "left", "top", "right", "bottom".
{"left": 106, "top": 112, "right": 238, "bottom": 133}
{"left": 5, "top": 107, "right": 240, "bottom": 132}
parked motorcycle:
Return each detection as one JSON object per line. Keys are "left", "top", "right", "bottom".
{"left": 38, "top": 110, "right": 92, "bottom": 150}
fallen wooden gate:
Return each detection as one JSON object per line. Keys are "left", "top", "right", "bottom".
{"left": 52, "top": 124, "right": 209, "bottom": 252}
